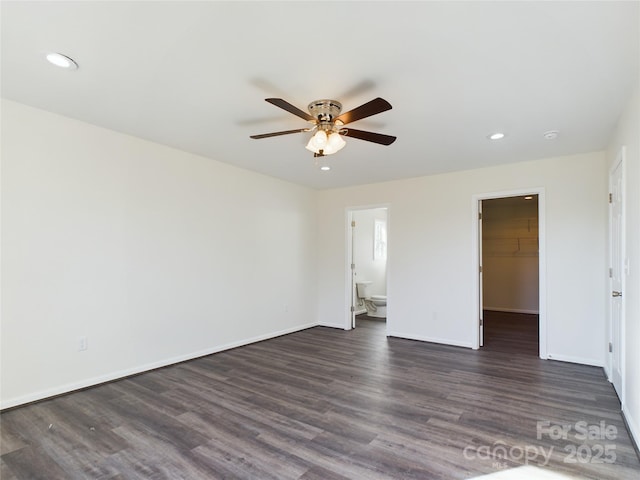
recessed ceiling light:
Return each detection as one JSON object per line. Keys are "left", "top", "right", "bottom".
{"left": 46, "top": 52, "right": 78, "bottom": 70}
{"left": 320, "top": 166, "right": 331, "bottom": 171}
{"left": 543, "top": 130, "right": 559, "bottom": 140}
{"left": 488, "top": 132, "right": 505, "bottom": 140}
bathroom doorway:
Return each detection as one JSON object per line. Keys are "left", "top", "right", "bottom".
{"left": 347, "top": 206, "right": 389, "bottom": 329}
{"left": 472, "top": 189, "right": 547, "bottom": 358}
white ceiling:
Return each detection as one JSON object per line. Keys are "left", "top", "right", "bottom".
{"left": 2, "top": 1, "right": 638, "bottom": 189}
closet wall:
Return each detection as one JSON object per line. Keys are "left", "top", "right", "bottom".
{"left": 482, "top": 196, "right": 539, "bottom": 314}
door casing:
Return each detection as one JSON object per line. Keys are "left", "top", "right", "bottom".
{"left": 471, "top": 188, "right": 547, "bottom": 358}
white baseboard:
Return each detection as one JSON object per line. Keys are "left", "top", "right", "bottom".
{"left": 317, "top": 321, "right": 349, "bottom": 330}
{"left": 545, "top": 352, "right": 603, "bottom": 367}
{"left": 622, "top": 405, "right": 640, "bottom": 451}
{"left": 484, "top": 306, "right": 540, "bottom": 315}
{"left": 387, "top": 331, "right": 473, "bottom": 349}
{"left": 0, "top": 322, "right": 317, "bottom": 410}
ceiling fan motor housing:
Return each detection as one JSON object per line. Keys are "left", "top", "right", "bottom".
{"left": 308, "top": 100, "right": 342, "bottom": 123}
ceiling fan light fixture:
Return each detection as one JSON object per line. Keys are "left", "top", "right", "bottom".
{"left": 313, "top": 130, "right": 328, "bottom": 148}
{"left": 305, "top": 130, "right": 327, "bottom": 153}
{"left": 327, "top": 132, "right": 346, "bottom": 152}
{"left": 306, "top": 130, "right": 346, "bottom": 156}
{"left": 305, "top": 136, "right": 320, "bottom": 154}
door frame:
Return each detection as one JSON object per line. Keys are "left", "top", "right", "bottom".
{"left": 607, "top": 147, "right": 626, "bottom": 400}
{"left": 471, "top": 187, "right": 547, "bottom": 359}
{"left": 345, "top": 204, "right": 391, "bottom": 331}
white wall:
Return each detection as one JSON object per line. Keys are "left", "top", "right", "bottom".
{"left": 0, "top": 100, "right": 318, "bottom": 408}
{"left": 483, "top": 256, "right": 539, "bottom": 314}
{"left": 606, "top": 86, "right": 640, "bottom": 446}
{"left": 353, "top": 208, "right": 387, "bottom": 302}
{"left": 317, "top": 152, "right": 607, "bottom": 364}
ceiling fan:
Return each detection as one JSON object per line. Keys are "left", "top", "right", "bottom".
{"left": 250, "top": 97, "right": 396, "bottom": 157}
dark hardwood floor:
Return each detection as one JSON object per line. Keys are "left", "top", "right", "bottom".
{"left": 2, "top": 320, "right": 638, "bottom": 479}
{"left": 482, "top": 310, "right": 539, "bottom": 356}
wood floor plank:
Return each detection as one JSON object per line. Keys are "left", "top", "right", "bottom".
{"left": 1, "top": 444, "right": 73, "bottom": 480}
{"left": 1, "top": 318, "right": 638, "bottom": 479}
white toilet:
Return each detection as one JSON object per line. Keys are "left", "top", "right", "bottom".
{"left": 356, "top": 281, "right": 387, "bottom": 318}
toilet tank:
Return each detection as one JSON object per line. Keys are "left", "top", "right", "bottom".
{"left": 356, "top": 281, "right": 372, "bottom": 298}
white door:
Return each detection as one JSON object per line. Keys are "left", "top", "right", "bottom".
{"left": 610, "top": 157, "right": 624, "bottom": 397}
{"left": 351, "top": 218, "right": 357, "bottom": 329}
{"left": 478, "top": 201, "right": 484, "bottom": 346}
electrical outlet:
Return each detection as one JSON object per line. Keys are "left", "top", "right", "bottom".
{"left": 78, "top": 336, "right": 88, "bottom": 352}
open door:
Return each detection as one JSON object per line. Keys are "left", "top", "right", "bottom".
{"left": 350, "top": 218, "right": 357, "bottom": 329}
{"left": 478, "top": 201, "right": 484, "bottom": 346}
{"left": 609, "top": 153, "right": 625, "bottom": 398}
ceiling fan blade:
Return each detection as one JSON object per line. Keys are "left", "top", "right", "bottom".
{"left": 250, "top": 128, "right": 309, "bottom": 139}
{"left": 335, "top": 97, "right": 392, "bottom": 125}
{"left": 342, "top": 128, "right": 396, "bottom": 145}
{"left": 265, "top": 98, "right": 314, "bottom": 121}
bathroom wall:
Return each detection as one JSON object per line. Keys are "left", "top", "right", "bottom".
{"left": 352, "top": 208, "right": 387, "bottom": 312}
{"left": 482, "top": 196, "right": 539, "bottom": 314}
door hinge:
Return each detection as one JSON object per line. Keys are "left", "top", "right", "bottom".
{"left": 351, "top": 263, "right": 356, "bottom": 270}
{"left": 609, "top": 342, "right": 612, "bottom": 353}
{"left": 479, "top": 318, "right": 483, "bottom": 326}
{"left": 479, "top": 212, "right": 482, "bottom": 220}
{"left": 350, "top": 306, "right": 355, "bottom": 312}
{"left": 351, "top": 220, "right": 356, "bottom": 228}
{"left": 609, "top": 193, "right": 612, "bottom": 203}
{"left": 609, "top": 267, "right": 613, "bottom": 278}
{"left": 479, "top": 265, "right": 483, "bottom": 273}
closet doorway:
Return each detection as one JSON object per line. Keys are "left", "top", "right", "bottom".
{"left": 482, "top": 195, "right": 539, "bottom": 354}
{"left": 473, "top": 189, "right": 547, "bottom": 358}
